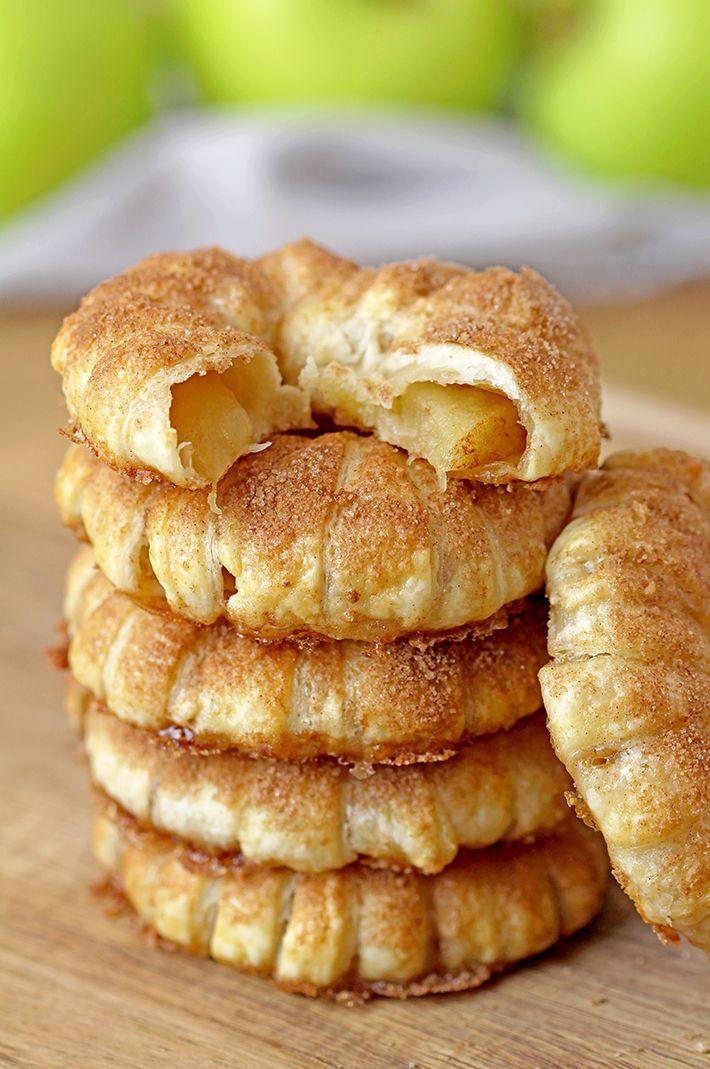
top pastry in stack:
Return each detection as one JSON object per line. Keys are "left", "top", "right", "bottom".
{"left": 53, "top": 240, "right": 610, "bottom": 1000}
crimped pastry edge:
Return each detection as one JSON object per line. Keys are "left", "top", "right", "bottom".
{"left": 62, "top": 545, "right": 550, "bottom": 764}
{"left": 92, "top": 797, "right": 608, "bottom": 1000}
{"left": 55, "top": 433, "right": 572, "bottom": 642}
{"left": 74, "top": 692, "right": 571, "bottom": 874}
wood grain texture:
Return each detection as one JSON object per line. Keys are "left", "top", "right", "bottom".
{"left": 1, "top": 300, "right": 709, "bottom": 1069}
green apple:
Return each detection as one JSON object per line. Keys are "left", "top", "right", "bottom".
{"left": 524, "top": 0, "right": 710, "bottom": 187}
{"left": 172, "top": 0, "right": 522, "bottom": 111}
{"left": 0, "top": 0, "right": 152, "bottom": 221}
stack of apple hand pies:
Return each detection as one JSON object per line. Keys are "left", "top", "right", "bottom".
{"left": 51, "top": 240, "right": 612, "bottom": 1001}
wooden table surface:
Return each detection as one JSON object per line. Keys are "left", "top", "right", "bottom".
{"left": 1, "top": 290, "right": 709, "bottom": 1069}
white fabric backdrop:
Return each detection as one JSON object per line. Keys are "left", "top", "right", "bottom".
{"left": 2, "top": 109, "right": 710, "bottom": 302}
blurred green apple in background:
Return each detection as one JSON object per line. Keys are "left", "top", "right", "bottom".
{"left": 0, "top": 0, "right": 152, "bottom": 221}
{"left": 172, "top": 0, "right": 523, "bottom": 111}
{"left": 524, "top": 0, "right": 710, "bottom": 187}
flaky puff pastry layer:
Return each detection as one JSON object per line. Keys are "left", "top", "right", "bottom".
{"left": 74, "top": 693, "right": 570, "bottom": 875}
{"left": 64, "top": 546, "right": 547, "bottom": 763}
{"left": 52, "top": 242, "right": 599, "bottom": 490}
{"left": 539, "top": 449, "right": 710, "bottom": 953}
{"left": 56, "top": 433, "right": 571, "bottom": 642}
{"left": 258, "top": 239, "right": 601, "bottom": 484}
{"left": 51, "top": 248, "right": 312, "bottom": 488}
{"left": 93, "top": 801, "right": 607, "bottom": 999}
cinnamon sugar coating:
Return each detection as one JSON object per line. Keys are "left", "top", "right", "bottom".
{"left": 52, "top": 240, "right": 600, "bottom": 488}
{"left": 56, "top": 434, "right": 571, "bottom": 641}
{"left": 92, "top": 799, "right": 607, "bottom": 999}
{"left": 74, "top": 693, "right": 570, "bottom": 875}
{"left": 64, "top": 546, "right": 548, "bottom": 763}
{"left": 258, "top": 239, "right": 601, "bottom": 482}
{"left": 540, "top": 448, "right": 710, "bottom": 952}
{"left": 51, "top": 247, "right": 311, "bottom": 487}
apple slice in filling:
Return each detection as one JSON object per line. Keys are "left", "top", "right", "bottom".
{"left": 383, "top": 382, "right": 526, "bottom": 481}
{"left": 169, "top": 351, "right": 299, "bottom": 483}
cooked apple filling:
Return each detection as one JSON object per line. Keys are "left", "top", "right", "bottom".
{"left": 170, "top": 353, "right": 283, "bottom": 483}
{"left": 383, "top": 382, "right": 526, "bottom": 480}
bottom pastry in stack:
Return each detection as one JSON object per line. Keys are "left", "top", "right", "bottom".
{"left": 92, "top": 800, "right": 606, "bottom": 1001}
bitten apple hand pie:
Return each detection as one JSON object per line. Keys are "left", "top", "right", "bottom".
{"left": 93, "top": 801, "right": 607, "bottom": 1000}
{"left": 51, "top": 248, "right": 312, "bottom": 487}
{"left": 540, "top": 449, "right": 710, "bottom": 952}
{"left": 64, "top": 546, "right": 547, "bottom": 763}
{"left": 53, "top": 241, "right": 601, "bottom": 489}
{"left": 74, "top": 693, "right": 570, "bottom": 875}
{"left": 258, "top": 239, "right": 601, "bottom": 484}
{"left": 56, "top": 433, "right": 571, "bottom": 641}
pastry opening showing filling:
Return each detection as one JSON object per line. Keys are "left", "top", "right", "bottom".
{"left": 170, "top": 353, "right": 280, "bottom": 482}
{"left": 385, "top": 382, "right": 527, "bottom": 480}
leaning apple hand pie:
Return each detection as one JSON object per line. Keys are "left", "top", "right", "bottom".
{"left": 540, "top": 449, "right": 710, "bottom": 952}
{"left": 64, "top": 546, "right": 548, "bottom": 763}
{"left": 73, "top": 692, "right": 569, "bottom": 875}
{"left": 51, "top": 248, "right": 312, "bottom": 488}
{"left": 93, "top": 800, "right": 607, "bottom": 1000}
{"left": 258, "top": 239, "right": 601, "bottom": 484}
{"left": 56, "top": 433, "right": 571, "bottom": 642}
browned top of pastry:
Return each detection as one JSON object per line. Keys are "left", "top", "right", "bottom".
{"left": 60, "top": 247, "right": 275, "bottom": 355}
{"left": 52, "top": 240, "right": 600, "bottom": 488}
{"left": 261, "top": 238, "right": 597, "bottom": 411}
{"left": 51, "top": 248, "right": 311, "bottom": 487}
{"left": 259, "top": 239, "right": 601, "bottom": 481}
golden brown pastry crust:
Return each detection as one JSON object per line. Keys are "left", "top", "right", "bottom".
{"left": 52, "top": 241, "right": 599, "bottom": 489}
{"left": 258, "top": 239, "right": 601, "bottom": 483}
{"left": 75, "top": 695, "right": 570, "bottom": 874}
{"left": 93, "top": 800, "right": 607, "bottom": 999}
{"left": 539, "top": 449, "right": 710, "bottom": 952}
{"left": 51, "top": 248, "right": 311, "bottom": 487}
{"left": 55, "top": 434, "right": 571, "bottom": 641}
{"left": 64, "top": 546, "right": 548, "bottom": 763}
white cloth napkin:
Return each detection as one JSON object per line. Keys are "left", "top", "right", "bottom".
{"left": 2, "top": 108, "right": 709, "bottom": 301}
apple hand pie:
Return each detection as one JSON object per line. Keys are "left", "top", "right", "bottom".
{"left": 53, "top": 241, "right": 600, "bottom": 490}
{"left": 75, "top": 695, "right": 570, "bottom": 875}
{"left": 56, "top": 433, "right": 571, "bottom": 641}
{"left": 93, "top": 801, "right": 607, "bottom": 999}
{"left": 258, "top": 239, "right": 601, "bottom": 484}
{"left": 64, "top": 546, "right": 547, "bottom": 763}
{"left": 540, "top": 449, "right": 710, "bottom": 952}
{"left": 51, "top": 248, "right": 312, "bottom": 488}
